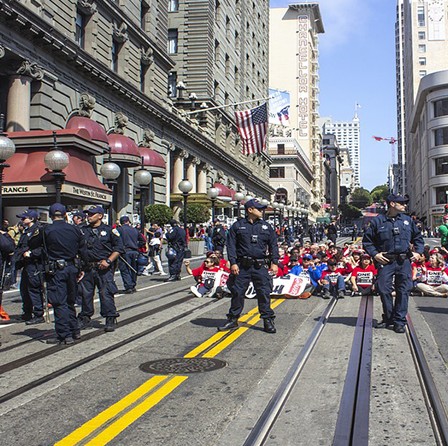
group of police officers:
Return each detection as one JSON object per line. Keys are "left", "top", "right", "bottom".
{"left": 0, "top": 191, "right": 424, "bottom": 345}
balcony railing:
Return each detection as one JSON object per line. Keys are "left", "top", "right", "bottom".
{"left": 268, "top": 147, "right": 300, "bottom": 156}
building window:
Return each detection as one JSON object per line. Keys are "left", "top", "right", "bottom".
{"left": 168, "top": 29, "right": 178, "bottom": 54}
{"left": 435, "top": 127, "right": 448, "bottom": 146}
{"left": 435, "top": 186, "right": 448, "bottom": 204}
{"left": 270, "top": 167, "right": 285, "bottom": 178}
{"left": 434, "top": 99, "right": 448, "bottom": 117}
{"left": 168, "top": 0, "right": 179, "bottom": 12}
{"left": 111, "top": 41, "right": 121, "bottom": 73}
{"left": 419, "top": 70, "right": 427, "bottom": 77}
{"left": 75, "top": 11, "right": 85, "bottom": 48}
{"left": 419, "top": 57, "right": 426, "bottom": 66}
{"left": 168, "top": 71, "right": 177, "bottom": 97}
{"left": 435, "top": 157, "right": 448, "bottom": 175}
{"left": 277, "top": 144, "right": 285, "bottom": 154}
{"left": 141, "top": 1, "right": 149, "bottom": 28}
{"left": 417, "top": 6, "right": 425, "bottom": 26}
{"left": 418, "top": 44, "right": 426, "bottom": 53}
{"left": 418, "top": 31, "right": 426, "bottom": 40}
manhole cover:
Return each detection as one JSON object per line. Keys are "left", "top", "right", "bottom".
{"left": 139, "top": 358, "right": 227, "bottom": 374}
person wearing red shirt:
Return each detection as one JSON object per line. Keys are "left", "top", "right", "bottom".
{"left": 319, "top": 259, "right": 349, "bottom": 299}
{"left": 416, "top": 253, "right": 448, "bottom": 297}
{"left": 351, "top": 254, "right": 377, "bottom": 296}
{"left": 412, "top": 256, "right": 427, "bottom": 291}
{"left": 184, "top": 257, "right": 221, "bottom": 297}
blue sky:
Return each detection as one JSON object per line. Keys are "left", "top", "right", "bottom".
{"left": 269, "top": 0, "right": 397, "bottom": 191}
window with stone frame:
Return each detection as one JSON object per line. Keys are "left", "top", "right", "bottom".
{"left": 141, "top": 1, "right": 150, "bottom": 29}
{"left": 75, "top": 10, "right": 86, "bottom": 48}
{"left": 168, "top": 29, "right": 178, "bottom": 54}
{"left": 168, "top": 71, "right": 177, "bottom": 97}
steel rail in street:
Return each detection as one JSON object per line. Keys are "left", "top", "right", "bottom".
{"left": 242, "top": 296, "right": 339, "bottom": 446}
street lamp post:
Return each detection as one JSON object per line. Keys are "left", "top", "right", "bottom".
{"left": 0, "top": 115, "right": 16, "bottom": 224}
{"left": 178, "top": 179, "right": 193, "bottom": 259}
{"left": 261, "top": 199, "right": 269, "bottom": 220}
{"left": 134, "top": 165, "right": 152, "bottom": 234}
{"left": 100, "top": 150, "right": 121, "bottom": 225}
{"left": 234, "top": 192, "right": 244, "bottom": 219}
{"left": 44, "top": 131, "right": 69, "bottom": 204}
{"left": 278, "top": 202, "right": 285, "bottom": 231}
{"left": 207, "top": 187, "right": 219, "bottom": 222}
{"left": 272, "top": 202, "right": 279, "bottom": 230}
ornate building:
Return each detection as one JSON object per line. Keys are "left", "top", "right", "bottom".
{"left": 0, "top": 0, "right": 273, "bottom": 223}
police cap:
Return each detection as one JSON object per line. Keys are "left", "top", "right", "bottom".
{"left": 16, "top": 209, "right": 39, "bottom": 220}
{"left": 84, "top": 205, "right": 105, "bottom": 215}
{"left": 386, "top": 194, "right": 409, "bottom": 204}
{"left": 119, "top": 215, "right": 130, "bottom": 224}
{"left": 49, "top": 203, "right": 66, "bottom": 217}
{"left": 244, "top": 199, "right": 267, "bottom": 210}
{"left": 72, "top": 211, "right": 84, "bottom": 219}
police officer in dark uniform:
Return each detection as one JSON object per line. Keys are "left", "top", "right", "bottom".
{"left": 78, "top": 205, "right": 124, "bottom": 332}
{"left": 117, "top": 215, "right": 140, "bottom": 293}
{"left": 14, "top": 209, "right": 45, "bottom": 324}
{"left": 218, "top": 199, "right": 279, "bottom": 333}
{"left": 362, "top": 194, "right": 424, "bottom": 333}
{"left": 44, "top": 204, "right": 88, "bottom": 344}
{"left": 165, "top": 219, "right": 186, "bottom": 282}
{"left": 211, "top": 221, "right": 226, "bottom": 253}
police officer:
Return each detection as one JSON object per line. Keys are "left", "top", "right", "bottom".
{"left": 14, "top": 209, "right": 45, "bottom": 324}
{"left": 78, "top": 205, "right": 124, "bottom": 332}
{"left": 211, "top": 220, "right": 226, "bottom": 253}
{"left": 44, "top": 204, "right": 87, "bottom": 344}
{"left": 165, "top": 219, "right": 186, "bottom": 282}
{"left": 362, "top": 194, "right": 424, "bottom": 333}
{"left": 71, "top": 210, "right": 85, "bottom": 227}
{"left": 218, "top": 199, "right": 279, "bottom": 333}
{"left": 117, "top": 215, "right": 140, "bottom": 293}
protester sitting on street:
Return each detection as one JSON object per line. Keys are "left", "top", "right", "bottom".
{"left": 415, "top": 253, "right": 448, "bottom": 297}
{"left": 350, "top": 254, "right": 377, "bottom": 296}
{"left": 319, "top": 258, "right": 347, "bottom": 299}
{"left": 184, "top": 257, "right": 220, "bottom": 297}
{"left": 213, "top": 250, "right": 231, "bottom": 272}
{"left": 411, "top": 255, "right": 427, "bottom": 290}
{"left": 347, "top": 249, "right": 362, "bottom": 269}
{"left": 289, "top": 254, "right": 322, "bottom": 296}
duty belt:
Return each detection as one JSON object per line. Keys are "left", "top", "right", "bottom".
{"left": 384, "top": 253, "right": 408, "bottom": 261}
{"left": 237, "top": 256, "right": 268, "bottom": 268}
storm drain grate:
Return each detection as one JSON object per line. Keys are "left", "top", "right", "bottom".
{"left": 139, "top": 358, "right": 227, "bottom": 374}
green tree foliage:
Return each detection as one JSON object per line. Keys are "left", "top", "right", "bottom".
{"left": 350, "top": 187, "right": 372, "bottom": 209}
{"left": 338, "top": 203, "right": 362, "bottom": 221}
{"left": 180, "top": 203, "right": 211, "bottom": 224}
{"left": 370, "top": 184, "right": 389, "bottom": 203}
{"left": 144, "top": 204, "right": 173, "bottom": 226}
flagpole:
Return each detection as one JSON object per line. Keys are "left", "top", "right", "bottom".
{"left": 186, "top": 96, "right": 273, "bottom": 115}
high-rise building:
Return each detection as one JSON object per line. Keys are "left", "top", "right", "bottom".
{"left": 321, "top": 114, "right": 361, "bottom": 188}
{"left": 269, "top": 3, "right": 325, "bottom": 218}
{"left": 396, "top": 0, "right": 448, "bottom": 196}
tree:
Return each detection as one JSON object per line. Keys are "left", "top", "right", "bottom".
{"left": 180, "top": 203, "right": 210, "bottom": 224}
{"left": 144, "top": 204, "right": 173, "bottom": 226}
{"left": 350, "top": 187, "right": 372, "bottom": 209}
{"left": 370, "top": 184, "right": 389, "bottom": 203}
{"left": 338, "top": 203, "right": 362, "bottom": 222}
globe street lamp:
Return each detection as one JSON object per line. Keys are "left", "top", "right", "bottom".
{"left": 44, "top": 131, "right": 69, "bottom": 204}
{"left": 100, "top": 149, "right": 121, "bottom": 225}
{"left": 134, "top": 166, "right": 152, "bottom": 234}
{"left": 234, "top": 192, "right": 244, "bottom": 219}
{"left": 178, "top": 178, "right": 193, "bottom": 259}
{"left": 0, "top": 114, "right": 15, "bottom": 224}
{"left": 207, "top": 187, "right": 219, "bottom": 222}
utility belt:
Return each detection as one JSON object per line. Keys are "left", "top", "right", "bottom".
{"left": 45, "top": 259, "right": 77, "bottom": 276}
{"left": 237, "top": 256, "right": 269, "bottom": 269}
{"left": 384, "top": 252, "right": 409, "bottom": 262}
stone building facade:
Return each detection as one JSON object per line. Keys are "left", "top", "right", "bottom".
{"left": 0, "top": 0, "right": 273, "bottom": 223}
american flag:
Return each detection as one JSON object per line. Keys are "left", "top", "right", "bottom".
{"left": 234, "top": 103, "right": 268, "bottom": 155}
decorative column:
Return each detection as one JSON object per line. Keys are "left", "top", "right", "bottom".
{"left": 7, "top": 61, "right": 44, "bottom": 132}
{"left": 197, "top": 163, "right": 209, "bottom": 195}
{"left": 186, "top": 157, "right": 199, "bottom": 193}
{"left": 172, "top": 150, "right": 188, "bottom": 193}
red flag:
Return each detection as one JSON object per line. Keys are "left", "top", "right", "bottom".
{"left": 372, "top": 136, "right": 383, "bottom": 141}
{"left": 235, "top": 103, "right": 268, "bottom": 156}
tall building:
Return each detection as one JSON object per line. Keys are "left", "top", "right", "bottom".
{"left": 321, "top": 114, "right": 361, "bottom": 188}
{"left": 396, "top": 0, "right": 448, "bottom": 196}
{"left": 269, "top": 3, "right": 325, "bottom": 219}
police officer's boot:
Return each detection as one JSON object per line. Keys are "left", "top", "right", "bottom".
{"left": 165, "top": 275, "right": 177, "bottom": 282}
{"left": 78, "top": 315, "right": 91, "bottom": 330}
{"left": 263, "top": 318, "right": 276, "bottom": 334}
{"left": 105, "top": 317, "right": 117, "bottom": 332}
{"left": 217, "top": 316, "right": 239, "bottom": 331}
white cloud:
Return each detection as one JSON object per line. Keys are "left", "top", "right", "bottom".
{"left": 317, "top": 0, "right": 372, "bottom": 50}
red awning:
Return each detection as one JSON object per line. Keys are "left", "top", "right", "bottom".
{"left": 66, "top": 116, "right": 109, "bottom": 146}
{"left": 4, "top": 149, "right": 110, "bottom": 193}
{"left": 213, "top": 182, "right": 233, "bottom": 198}
{"left": 108, "top": 133, "right": 141, "bottom": 167}
{"left": 139, "top": 147, "right": 166, "bottom": 177}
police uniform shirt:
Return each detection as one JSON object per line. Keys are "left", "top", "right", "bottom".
{"left": 117, "top": 224, "right": 139, "bottom": 251}
{"left": 20, "top": 223, "right": 43, "bottom": 261}
{"left": 363, "top": 213, "right": 424, "bottom": 258}
{"left": 84, "top": 223, "right": 124, "bottom": 262}
{"left": 44, "top": 220, "right": 86, "bottom": 261}
{"left": 227, "top": 217, "right": 279, "bottom": 266}
{"left": 166, "top": 226, "right": 186, "bottom": 250}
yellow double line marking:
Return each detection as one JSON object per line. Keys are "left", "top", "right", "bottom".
{"left": 56, "top": 299, "right": 285, "bottom": 445}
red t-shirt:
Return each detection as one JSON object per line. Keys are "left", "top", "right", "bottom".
{"left": 321, "top": 268, "right": 349, "bottom": 286}
{"left": 192, "top": 265, "right": 220, "bottom": 283}
{"left": 352, "top": 265, "right": 377, "bottom": 288}
{"left": 412, "top": 262, "right": 426, "bottom": 281}
{"left": 424, "top": 266, "right": 446, "bottom": 286}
